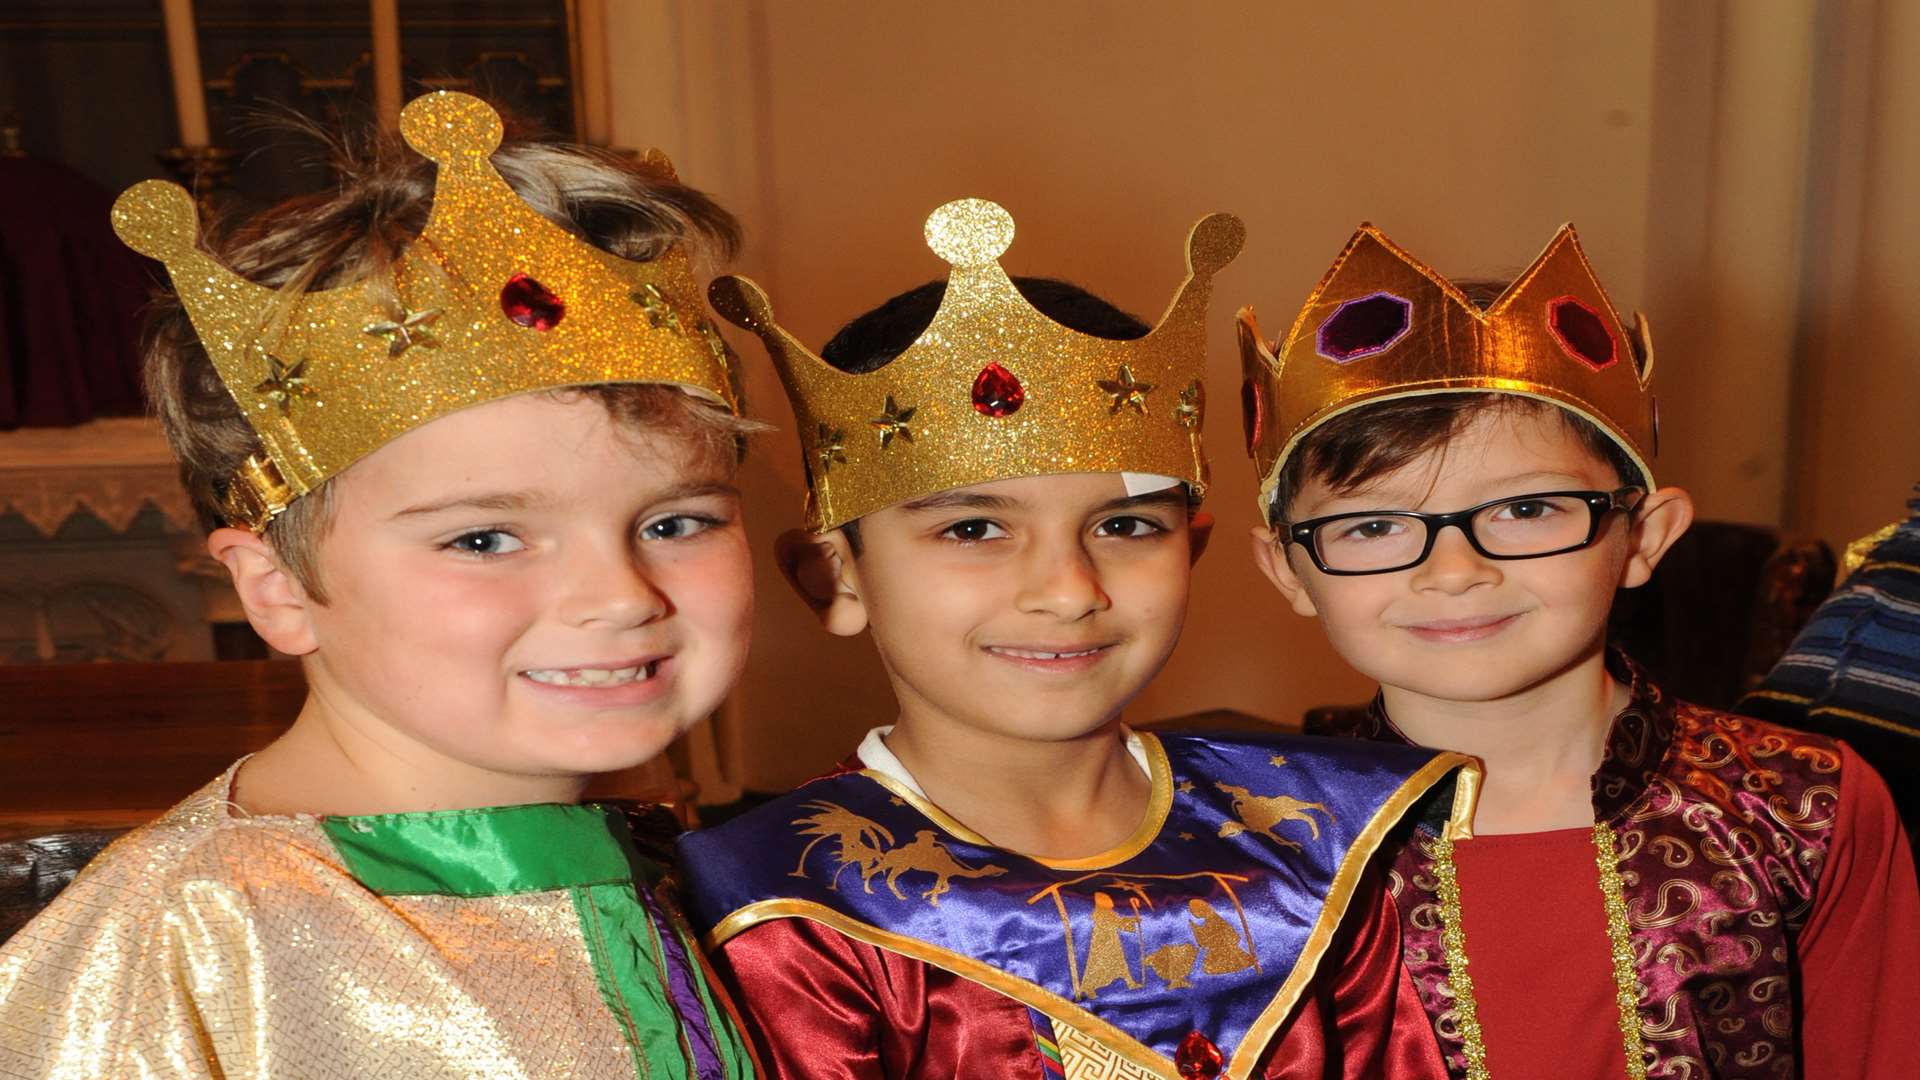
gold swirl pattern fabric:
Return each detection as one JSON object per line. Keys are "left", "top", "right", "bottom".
{"left": 0, "top": 764, "right": 754, "bottom": 1078}
{"left": 1340, "top": 654, "right": 1840, "bottom": 1079}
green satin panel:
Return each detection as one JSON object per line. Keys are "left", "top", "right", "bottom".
{"left": 321, "top": 802, "right": 645, "bottom": 896}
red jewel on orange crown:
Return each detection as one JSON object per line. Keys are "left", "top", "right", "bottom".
{"left": 970, "top": 362, "right": 1024, "bottom": 417}
{"left": 500, "top": 272, "right": 565, "bottom": 330}
{"left": 1175, "top": 1030, "right": 1223, "bottom": 1078}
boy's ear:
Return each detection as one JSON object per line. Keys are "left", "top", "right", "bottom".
{"left": 1249, "top": 525, "right": 1320, "bottom": 617}
{"left": 1619, "top": 486, "right": 1696, "bottom": 589}
{"left": 206, "top": 527, "right": 319, "bottom": 655}
{"left": 1187, "top": 510, "right": 1215, "bottom": 565}
{"left": 773, "top": 527, "right": 869, "bottom": 637}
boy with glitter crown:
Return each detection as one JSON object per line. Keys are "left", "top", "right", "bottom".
{"left": 0, "top": 93, "right": 760, "bottom": 1078}
{"left": 1239, "top": 223, "right": 1920, "bottom": 1079}
{"left": 676, "top": 198, "right": 1478, "bottom": 1079}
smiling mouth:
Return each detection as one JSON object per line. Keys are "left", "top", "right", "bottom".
{"left": 1402, "top": 614, "right": 1521, "bottom": 641}
{"left": 985, "top": 645, "right": 1112, "bottom": 662}
{"left": 520, "top": 661, "right": 662, "bottom": 688}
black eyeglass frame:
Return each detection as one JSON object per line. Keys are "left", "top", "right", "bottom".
{"left": 1279, "top": 487, "right": 1647, "bottom": 576}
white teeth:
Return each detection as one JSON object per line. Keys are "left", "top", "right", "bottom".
{"left": 522, "top": 663, "right": 657, "bottom": 688}
{"left": 993, "top": 647, "right": 1102, "bottom": 661}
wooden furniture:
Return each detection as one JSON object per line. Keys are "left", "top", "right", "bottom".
{"left": 1, "top": 660, "right": 690, "bottom": 942}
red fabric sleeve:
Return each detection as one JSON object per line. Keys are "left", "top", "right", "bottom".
{"left": 710, "top": 918, "right": 1044, "bottom": 1079}
{"left": 1797, "top": 743, "right": 1920, "bottom": 1079}
{"left": 1255, "top": 865, "right": 1448, "bottom": 1080}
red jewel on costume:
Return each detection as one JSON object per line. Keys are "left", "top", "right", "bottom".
{"left": 1175, "top": 1030, "right": 1223, "bottom": 1078}
{"left": 970, "top": 362, "right": 1024, "bottom": 417}
{"left": 500, "top": 273, "right": 565, "bottom": 330}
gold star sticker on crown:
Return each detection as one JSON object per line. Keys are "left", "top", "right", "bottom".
{"left": 1269, "top": 755, "right": 1288, "bottom": 768}
{"left": 699, "top": 320, "right": 728, "bottom": 362}
{"left": 815, "top": 423, "right": 848, "bottom": 473}
{"left": 361, "top": 304, "right": 442, "bottom": 357}
{"left": 1098, "top": 363, "right": 1154, "bottom": 415}
{"left": 633, "top": 283, "right": 685, "bottom": 334}
{"left": 1175, "top": 380, "right": 1203, "bottom": 429}
{"left": 254, "top": 354, "right": 312, "bottom": 415}
{"left": 869, "top": 395, "right": 916, "bottom": 449}
{"left": 1176, "top": 780, "right": 1196, "bottom": 794}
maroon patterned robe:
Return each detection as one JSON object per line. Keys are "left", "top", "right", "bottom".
{"left": 1342, "top": 655, "right": 1920, "bottom": 1078}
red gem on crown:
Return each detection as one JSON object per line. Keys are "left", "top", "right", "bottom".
{"left": 500, "top": 273, "right": 565, "bottom": 331}
{"left": 970, "top": 362, "right": 1024, "bottom": 418}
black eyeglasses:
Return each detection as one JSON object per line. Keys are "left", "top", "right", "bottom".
{"left": 1280, "top": 487, "right": 1645, "bottom": 575}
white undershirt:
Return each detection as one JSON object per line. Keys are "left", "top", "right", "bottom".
{"left": 856, "top": 724, "right": 1151, "bottom": 798}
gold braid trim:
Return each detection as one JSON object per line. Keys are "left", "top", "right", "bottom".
{"left": 1592, "top": 822, "right": 1649, "bottom": 1079}
{"left": 1430, "top": 835, "right": 1491, "bottom": 1079}
{"left": 1431, "top": 826, "right": 1647, "bottom": 1080}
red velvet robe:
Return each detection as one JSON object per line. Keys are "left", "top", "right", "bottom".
{"left": 706, "top": 754, "right": 1448, "bottom": 1080}
{"left": 1347, "top": 657, "right": 1920, "bottom": 1078}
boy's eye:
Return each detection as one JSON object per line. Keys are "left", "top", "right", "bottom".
{"left": 939, "top": 519, "right": 1007, "bottom": 543}
{"left": 1096, "top": 515, "right": 1168, "bottom": 539}
{"left": 641, "top": 514, "right": 718, "bottom": 541}
{"left": 1489, "top": 497, "right": 1571, "bottom": 523}
{"left": 1332, "top": 517, "right": 1407, "bottom": 543}
{"left": 446, "top": 529, "right": 525, "bottom": 556}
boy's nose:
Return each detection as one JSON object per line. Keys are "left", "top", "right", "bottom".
{"left": 1409, "top": 524, "right": 1501, "bottom": 594}
{"left": 556, "top": 542, "right": 670, "bottom": 629}
{"left": 1013, "top": 538, "right": 1111, "bottom": 620}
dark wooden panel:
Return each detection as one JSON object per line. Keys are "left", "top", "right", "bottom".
{"left": 0, "top": 660, "right": 304, "bottom": 813}
{"left": 0, "top": 658, "right": 686, "bottom": 819}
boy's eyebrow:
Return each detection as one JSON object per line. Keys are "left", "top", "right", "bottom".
{"left": 390, "top": 491, "right": 549, "bottom": 519}
{"left": 897, "top": 490, "right": 1019, "bottom": 514}
{"left": 1092, "top": 489, "right": 1189, "bottom": 514}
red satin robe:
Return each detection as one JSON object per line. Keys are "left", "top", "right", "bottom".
{"left": 707, "top": 756, "right": 1447, "bottom": 1079}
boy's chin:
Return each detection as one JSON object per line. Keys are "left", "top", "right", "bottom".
{"left": 527, "top": 716, "right": 695, "bottom": 778}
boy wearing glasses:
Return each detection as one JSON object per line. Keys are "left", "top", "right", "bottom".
{"left": 1239, "top": 224, "right": 1920, "bottom": 1079}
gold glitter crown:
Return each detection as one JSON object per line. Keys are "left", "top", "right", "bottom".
{"left": 710, "top": 198, "right": 1244, "bottom": 531}
{"left": 1239, "top": 222, "right": 1657, "bottom": 515}
{"left": 110, "top": 91, "right": 738, "bottom": 531}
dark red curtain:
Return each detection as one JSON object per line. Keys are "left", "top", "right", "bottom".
{"left": 0, "top": 156, "right": 154, "bottom": 428}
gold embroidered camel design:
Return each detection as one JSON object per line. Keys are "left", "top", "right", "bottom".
{"left": 790, "top": 802, "right": 1005, "bottom": 907}
{"left": 1215, "top": 783, "right": 1334, "bottom": 850}
{"left": 870, "top": 829, "right": 1008, "bottom": 905}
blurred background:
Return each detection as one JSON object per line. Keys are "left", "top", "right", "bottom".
{"left": 2, "top": 0, "right": 1914, "bottom": 805}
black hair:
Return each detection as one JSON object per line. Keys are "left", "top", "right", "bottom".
{"left": 823, "top": 277, "right": 1150, "bottom": 552}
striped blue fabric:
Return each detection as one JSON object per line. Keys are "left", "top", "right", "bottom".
{"left": 1742, "top": 483, "right": 1920, "bottom": 849}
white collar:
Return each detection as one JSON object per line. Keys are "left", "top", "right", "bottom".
{"left": 855, "top": 724, "right": 1150, "bottom": 799}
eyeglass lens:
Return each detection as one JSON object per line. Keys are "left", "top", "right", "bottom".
{"left": 1313, "top": 493, "right": 1598, "bottom": 572}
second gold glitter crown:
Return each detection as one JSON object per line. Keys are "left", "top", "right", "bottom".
{"left": 1239, "top": 223, "right": 1658, "bottom": 515}
{"left": 710, "top": 198, "right": 1245, "bottom": 531}
{"left": 111, "top": 91, "right": 739, "bottom": 531}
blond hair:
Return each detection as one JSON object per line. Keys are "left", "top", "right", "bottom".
{"left": 144, "top": 120, "right": 753, "bottom": 602}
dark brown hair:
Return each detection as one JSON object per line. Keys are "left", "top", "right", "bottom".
{"left": 1269, "top": 393, "right": 1642, "bottom": 523}
{"left": 144, "top": 118, "right": 750, "bottom": 600}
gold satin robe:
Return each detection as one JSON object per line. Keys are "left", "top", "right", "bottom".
{"left": 0, "top": 764, "right": 753, "bottom": 1079}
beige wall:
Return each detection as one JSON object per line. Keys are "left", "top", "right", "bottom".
{"left": 605, "top": 0, "right": 1917, "bottom": 792}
